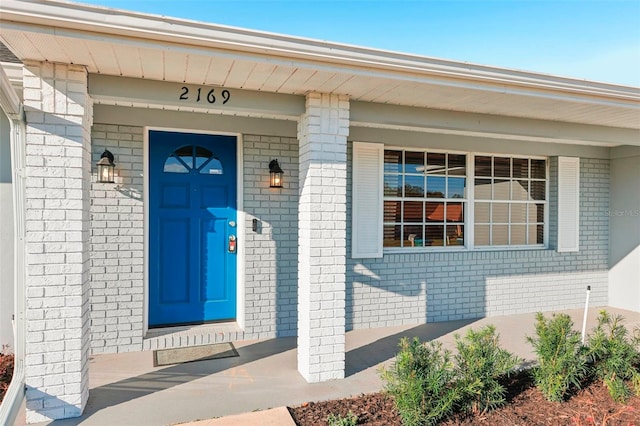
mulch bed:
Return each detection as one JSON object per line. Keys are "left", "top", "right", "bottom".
{"left": 0, "top": 349, "right": 15, "bottom": 404}
{"left": 289, "top": 371, "right": 640, "bottom": 425}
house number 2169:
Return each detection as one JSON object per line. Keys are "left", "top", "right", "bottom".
{"left": 179, "top": 86, "right": 231, "bottom": 104}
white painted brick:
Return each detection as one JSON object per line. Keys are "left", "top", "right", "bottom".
{"left": 89, "top": 127, "right": 299, "bottom": 352}
{"left": 346, "top": 155, "right": 609, "bottom": 329}
{"left": 24, "top": 62, "right": 91, "bottom": 422}
{"left": 297, "top": 93, "right": 349, "bottom": 383}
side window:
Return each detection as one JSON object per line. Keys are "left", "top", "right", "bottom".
{"left": 163, "top": 145, "right": 224, "bottom": 175}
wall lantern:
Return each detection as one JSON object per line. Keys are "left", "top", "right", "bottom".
{"left": 96, "top": 149, "right": 115, "bottom": 183}
{"left": 269, "top": 159, "right": 283, "bottom": 188}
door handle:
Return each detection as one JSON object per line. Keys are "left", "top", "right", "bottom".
{"left": 228, "top": 235, "right": 237, "bottom": 253}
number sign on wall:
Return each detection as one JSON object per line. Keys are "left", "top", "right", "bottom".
{"left": 179, "top": 86, "right": 231, "bottom": 105}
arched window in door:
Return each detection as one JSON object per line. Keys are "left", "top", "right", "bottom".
{"left": 163, "top": 145, "right": 224, "bottom": 175}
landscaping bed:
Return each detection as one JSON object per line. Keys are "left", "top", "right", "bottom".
{"left": 290, "top": 311, "right": 640, "bottom": 426}
{"left": 289, "top": 371, "right": 640, "bottom": 425}
{"left": 0, "top": 348, "right": 14, "bottom": 404}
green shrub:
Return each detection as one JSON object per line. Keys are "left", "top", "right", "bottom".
{"left": 326, "top": 410, "right": 358, "bottom": 426}
{"left": 586, "top": 310, "right": 640, "bottom": 402}
{"left": 454, "top": 325, "right": 521, "bottom": 414}
{"left": 526, "top": 312, "right": 587, "bottom": 402}
{"left": 381, "top": 337, "right": 460, "bottom": 426}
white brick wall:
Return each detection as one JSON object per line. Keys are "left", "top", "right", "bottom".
{"left": 88, "top": 127, "right": 299, "bottom": 352}
{"left": 23, "top": 61, "right": 92, "bottom": 422}
{"left": 243, "top": 135, "right": 299, "bottom": 338}
{"left": 85, "top": 114, "right": 610, "bottom": 375}
{"left": 89, "top": 125, "right": 144, "bottom": 354}
{"left": 346, "top": 154, "right": 610, "bottom": 327}
{"left": 297, "top": 93, "right": 349, "bottom": 382}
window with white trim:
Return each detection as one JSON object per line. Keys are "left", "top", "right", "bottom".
{"left": 383, "top": 150, "right": 467, "bottom": 248}
{"left": 474, "top": 156, "right": 546, "bottom": 247}
{"left": 378, "top": 149, "right": 547, "bottom": 250}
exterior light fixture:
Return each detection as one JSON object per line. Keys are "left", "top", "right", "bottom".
{"left": 96, "top": 149, "right": 115, "bottom": 183}
{"left": 269, "top": 159, "right": 283, "bottom": 188}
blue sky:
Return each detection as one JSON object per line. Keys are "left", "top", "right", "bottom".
{"left": 78, "top": 0, "right": 640, "bottom": 86}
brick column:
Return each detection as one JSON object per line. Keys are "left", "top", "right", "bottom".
{"left": 297, "top": 93, "right": 349, "bottom": 382}
{"left": 22, "top": 61, "right": 92, "bottom": 422}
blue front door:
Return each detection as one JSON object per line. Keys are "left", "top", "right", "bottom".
{"left": 149, "top": 130, "right": 237, "bottom": 327}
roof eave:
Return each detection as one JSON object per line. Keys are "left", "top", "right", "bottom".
{"left": 1, "top": 0, "right": 639, "bottom": 105}
{"left": 0, "top": 62, "right": 21, "bottom": 117}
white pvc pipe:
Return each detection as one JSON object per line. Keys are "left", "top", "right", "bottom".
{"left": 581, "top": 285, "right": 591, "bottom": 344}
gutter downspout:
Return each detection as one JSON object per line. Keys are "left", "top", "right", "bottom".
{"left": 0, "top": 64, "right": 26, "bottom": 426}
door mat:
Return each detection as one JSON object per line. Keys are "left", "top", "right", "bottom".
{"left": 153, "top": 343, "right": 238, "bottom": 366}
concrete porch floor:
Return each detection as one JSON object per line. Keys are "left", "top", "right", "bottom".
{"left": 20, "top": 307, "right": 640, "bottom": 426}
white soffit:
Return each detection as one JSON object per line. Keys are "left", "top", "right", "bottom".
{"left": 0, "top": 62, "right": 20, "bottom": 117}
{"left": 1, "top": 0, "right": 639, "bottom": 131}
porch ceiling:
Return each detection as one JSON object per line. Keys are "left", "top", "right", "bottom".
{"left": 1, "top": 0, "right": 639, "bottom": 133}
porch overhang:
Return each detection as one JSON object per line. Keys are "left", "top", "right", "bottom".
{"left": 1, "top": 0, "right": 639, "bottom": 146}
{"left": 0, "top": 60, "right": 20, "bottom": 118}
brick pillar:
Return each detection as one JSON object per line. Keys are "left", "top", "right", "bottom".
{"left": 22, "top": 61, "right": 92, "bottom": 422}
{"left": 297, "top": 93, "right": 349, "bottom": 382}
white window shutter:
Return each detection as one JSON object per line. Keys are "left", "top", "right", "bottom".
{"left": 557, "top": 156, "right": 580, "bottom": 252}
{"left": 352, "top": 142, "right": 383, "bottom": 258}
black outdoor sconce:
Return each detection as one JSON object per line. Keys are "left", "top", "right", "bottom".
{"left": 269, "top": 159, "right": 283, "bottom": 188}
{"left": 96, "top": 149, "right": 115, "bottom": 183}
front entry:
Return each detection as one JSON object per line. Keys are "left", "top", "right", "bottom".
{"left": 149, "top": 130, "right": 237, "bottom": 327}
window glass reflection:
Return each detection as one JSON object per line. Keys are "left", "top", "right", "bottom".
{"left": 175, "top": 145, "right": 193, "bottom": 169}
{"left": 384, "top": 175, "right": 402, "bottom": 197}
{"left": 474, "top": 179, "right": 492, "bottom": 200}
{"left": 475, "top": 156, "right": 492, "bottom": 177}
{"left": 163, "top": 156, "right": 189, "bottom": 173}
{"left": 447, "top": 177, "right": 466, "bottom": 198}
{"left": 404, "top": 225, "right": 424, "bottom": 247}
{"left": 382, "top": 149, "right": 473, "bottom": 249}
{"left": 494, "top": 157, "right": 511, "bottom": 177}
{"left": 384, "top": 201, "right": 402, "bottom": 222}
{"left": 531, "top": 159, "right": 546, "bottom": 179}
{"left": 448, "top": 154, "right": 466, "bottom": 176}
{"left": 426, "top": 153, "right": 446, "bottom": 174}
{"left": 493, "top": 179, "right": 510, "bottom": 200}
{"left": 200, "top": 158, "right": 224, "bottom": 175}
{"left": 195, "top": 146, "right": 214, "bottom": 169}
{"left": 446, "top": 225, "right": 464, "bottom": 245}
{"left": 447, "top": 203, "right": 464, "bottom": 223}
{"left": 403, "top": 201, "right": 423, "bottom": 222}
{"left": 425, "top": 226, "right": 444, "bottom": 246}
{"left": 384, "top": 150, "right": 403, "bottom": 173}
{"left": 512, "top": 180, "right": 529, "bottom": 201}
{"left": 426, "top": 176, "right": 445, "bottom": 198}
{"left": 383, "top": 225, "right": 402, "bottom": 247}
{"left": 512, "top": 158, "right": 528, "bottom": 178}
{"left": 531, "top": 181, "right": 545, "bottom": 200}
{"left": 404, "top": 175, "right": 425, "bottom": 197}
{"left": 163, "top": 145, "right": 224, "bottom": 176}
{"left": 426, "top": 202, "right": 445, "bottom": 222}
{"left": 405, "top": 151, "right": 425, "bottom": 174}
